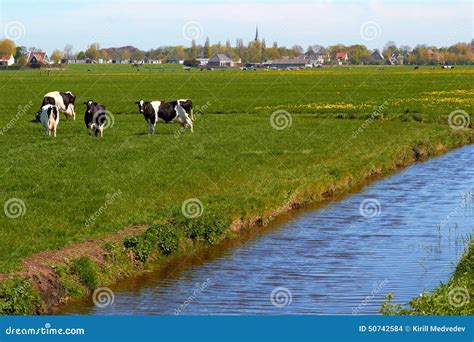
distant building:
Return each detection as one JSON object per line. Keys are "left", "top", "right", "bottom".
{"left": 207, "top": 54, "right": 235, "bottom": 67}
{"left": 61, "top": 59, "right": 87, "bottom": 64}
{"left": 144, "top": 58, "right": 161, "bottom": 64}
{"left": 27, "top": 51, "right": 50, "bottom": 66}
{"left": 168, "top": 59, "right": 184, "bottom": 64}
{"left": 196, "top": 58, "right": 209, "bottom": 66}
{"left": 389, "top": 52, "right": 404, "bottom": 65}
{"left": 111, "top": 59, "right": 130, "bottom": 64}
{"left": 371, "top": 49, "right": 385, "bottom": 63}
{"left": 0, "top": 54, "right": 15, "bottom": 66}
{"left": 335, "top": 52, "right": 348, "bottom": 64}
{"left": 265, "top": 57, "right": 312, "bottom": 69}
{"left": 305, "top": 53, "right": 330, "bottom": 66}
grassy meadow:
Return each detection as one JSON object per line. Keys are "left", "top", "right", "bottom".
{"left": 0, "top": 64, "right": 473, "bottom": 274}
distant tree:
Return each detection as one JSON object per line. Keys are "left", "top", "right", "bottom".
{"left": 204, "top": 37, "right": 211, "bottom": 58}
{"left": 306, "top": 45, "right": 314, "bottom": 55}
{"left": 130, "top": 50, "right": 145, "bottom": 61}
{"left": 311, "top": 44, "right": 327, "bottom": 54}
{"left": 190, "top": 39, "right": 198, "bottom": 59}
{"left": 383, "top": 41, "right": 397, "bottom": 59}
{"left": 175, "top": 45, "right": 186, "bottom": 60}
{"left": 17, "top": 55, "right": 27, "bottom": 66}
{"left": 183, "top": 59, "right": 200, "bottom": 67}
{"left": 261, "top": 38, "right": 266, "bottom": 61}
{"left": 100, "top": 49, "right": 110, "bottom": 60}
{"left": 348, "top": 44, "right": 371, "bottom": 64}
{"left": 51, "top": 49, "right": 63, "bottom": 63}
{"left": 121, "top": 49, "right": 130, "bottom": 60}
{"left": 292, "top": 45, "right": 304, "bottom": 55}
{"left": 399, "top": 45, "right": 411, "bottom": 54}
{"left": 328, "top": 44, "right": 347, "bottom": 57}
{"left": 0, "top": 39, "right": 16, "bottom": 57}
{"left": 76, "top": 51, "right": 86, "bottom": 59}
{"left": 85, "top": 43, "right": 100, "bottom": 60}
{"left": 14, "top": 46, "right": 27, "bottom": 59}
{"left": 63, "top": 44, "right": 74, "bottom": 59}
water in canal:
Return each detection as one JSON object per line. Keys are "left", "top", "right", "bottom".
{"left": 63, "top": 145, "right": 473, "bottom": 315}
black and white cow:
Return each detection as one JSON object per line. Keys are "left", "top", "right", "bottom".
{"left": 134, "top": 99, "right": 193, "bottom": 134}
{"left": 36, "top": 91, "right": 76, "bottom": 121}
{"left": 39, "top": 104, "right": 59, "bottom": 137}
{"left": 83, "top": 100, "right": 107, "bottom": 137}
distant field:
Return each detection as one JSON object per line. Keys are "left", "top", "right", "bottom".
{"left": 0, "top": 65, "right": 472, "bottom": 272}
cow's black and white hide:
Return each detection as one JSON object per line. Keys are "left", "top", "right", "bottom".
{"left": 134, "top": 99, "right": 193, "bottom": 134}
{"left": 39, "top": 104, "right": 59, "bottom": 137}
{"left": 36, "top": 91, "right": 76, "bottom": 121}
{"left": 83, "top": 100, "right": 107, "bottom": 137}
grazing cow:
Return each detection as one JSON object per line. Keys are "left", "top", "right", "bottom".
{"left": 83, "top": 100, "right": 107, "bottom": 137}
{"left": 134, "top": 99, "right": 193, "bottom": 134}
{"left": 36, "top": 91, "right": 76, "bottom": 121}
{"left": 39, "top": 104, "right": 59, "bottom": 137}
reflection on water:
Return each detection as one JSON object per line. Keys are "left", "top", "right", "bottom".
{"left": 62, "top": 145, "right": 473, "bottom": 315}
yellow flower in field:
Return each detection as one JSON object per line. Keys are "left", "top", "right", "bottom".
{"left": 255, "top": 102, "right": 371, "bottom": 111}
{"left": 423, "top": 89, "right": 474, "bottom": 96}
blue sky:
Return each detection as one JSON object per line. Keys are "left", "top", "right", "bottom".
{"left": 0, "top": 0, "right": 472, "bottom": 54}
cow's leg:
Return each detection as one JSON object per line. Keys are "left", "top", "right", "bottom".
{"left": 149, "top": 122, "right": 156, "bottom": 134}
{"left": 185, "top": 116, "right": 193, "bottom": 133}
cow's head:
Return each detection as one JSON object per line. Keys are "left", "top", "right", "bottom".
{"left": 64, "top": 91, "right": 76, "bottom": 104}
{"left": 83, "top": 100, "right": 96, "bottom": 114}
{"left": 134, "top": 100, "right": 146, "bottom": 114}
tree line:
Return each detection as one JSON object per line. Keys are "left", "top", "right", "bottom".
{"left": 1, "top": 37, "right": 473, "bottom": 65}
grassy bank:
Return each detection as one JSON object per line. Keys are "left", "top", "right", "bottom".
{"left": 381, "top": 238, "right": 473, "bottom": 315}
{"left": 0, "top": 65, "right": 472, "bottom": 314}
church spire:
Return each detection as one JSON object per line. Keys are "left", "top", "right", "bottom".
{"left": 255, "top": 25, "right": 259, "bottom": 41}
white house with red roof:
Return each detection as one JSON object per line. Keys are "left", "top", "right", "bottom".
{"left": 0, "top": 54, "right": 15, "bottom": 66}
{"left": 335, "top": 52, "right": 348, "bottom": 65}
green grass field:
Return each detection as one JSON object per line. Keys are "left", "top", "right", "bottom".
{"left": 0, "top": 64, "right": 472, "bottom": 273}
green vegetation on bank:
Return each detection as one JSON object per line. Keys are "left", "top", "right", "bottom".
{"left": 381, "top": 238, "right": 473, "bottom": 315}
